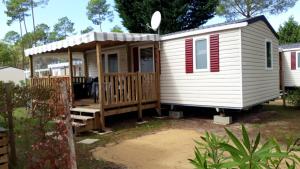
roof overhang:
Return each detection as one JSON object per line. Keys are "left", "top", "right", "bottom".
{"left": 280, "top": 48, "right": 300, "bottom": 52}
{"left": 25, "top": 32, "right": 159, "bottom": 56}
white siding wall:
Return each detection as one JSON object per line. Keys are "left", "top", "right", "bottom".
{"left": 241, "top": 21, "right": 279, "bottom": 107}
{"left": 86, "top": 46, "right": 128, "bottom": 77}
{"left": 160, "top": 29, "right": 243, "bottom": 108}
{"left": 282, "top": 50, "right": 300, "bottom": 87}
{"left": 0, "top": 67, "right": 25, "bottom": 84}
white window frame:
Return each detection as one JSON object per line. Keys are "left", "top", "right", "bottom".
{"left": 297, "top": 51, "right": 300, "bottom": 70}
{"left": 193, "top": 36, "right": 210, "bottom": 72}
{"left": 138, "top": 45, "right": 155, "bottom": 73}
{"left": 102, "top": 50, "right": 120, "bottom": 73}
{"left": 265, "top": 39, "right": 273, "bottom": 70}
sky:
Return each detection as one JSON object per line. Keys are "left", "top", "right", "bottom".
{"left": 1, "top": 0, "right": 300, "bottom": 39}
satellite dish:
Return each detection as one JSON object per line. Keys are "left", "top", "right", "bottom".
{"left": 151, "top": 11, "right": 161, "bottom": 31}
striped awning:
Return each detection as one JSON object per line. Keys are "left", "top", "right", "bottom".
{"left": 25, "top": 32, "right": 159, "bottom": 56}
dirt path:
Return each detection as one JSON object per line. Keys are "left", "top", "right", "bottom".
{"left": 91, "top": 129, "right": 201, "bottom": 169}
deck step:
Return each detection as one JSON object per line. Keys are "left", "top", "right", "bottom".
{"left": 70, "top": 107, "right": 100, "bottom": 114}
{"left": 72, "top": 122, "right": 86, "bottom": 127}
{"left": 71, "top": 115, "right": 94, "bottom": 121}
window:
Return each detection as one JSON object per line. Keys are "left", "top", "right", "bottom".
{"left": 266, "top": 40, "right": 272, "bottom": 69}
{"left": 140, "top": 47, "right": 154, "bottom": 72}
{"left": 195, "top": 39, "right": 208, "bottom": 70}
{"left": 298, "top": 52, "right": 300, "bottom": 69}
{"left": 107, "top": 53, "right": 118, "bottom": 73}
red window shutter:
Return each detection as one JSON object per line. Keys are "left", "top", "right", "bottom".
{"left": 210, "top": 34, "right": 220, "bottom": 72}
{"left": 291, "top": 52, "right": 296, "bottom": 70}
{"left": 133, "top": 47, "right": 139, "bottom": 72}
{"left": 185, "top": 38, "right": 193, "bottom": 73}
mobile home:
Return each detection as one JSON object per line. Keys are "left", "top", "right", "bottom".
{"left": 24, "top": 15, "right": 279, "bottom": 130}
{"left": 279, "top": 43, "right": 300, "bottom": 88}
{"left": 160, "top": 15, "right": 280, "bottom": 110}
{"left": 0, "top": 66, "right": 25, "bottom": 84}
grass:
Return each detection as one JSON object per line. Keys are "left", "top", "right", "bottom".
{"left": 0, "top": 108, "right": 169, "bottom": 169}
{"left": 1, "top": 103, "right": 300, "bottom": 169}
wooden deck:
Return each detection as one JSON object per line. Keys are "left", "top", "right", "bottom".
{"left": 30, "top": 72, "right": 160, "bottom": 133}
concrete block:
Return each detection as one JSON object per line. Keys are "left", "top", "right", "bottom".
{"left": 213, "top": 115, "right": 232, "bottom": 125}
{"left": 169, "top": 111, "right": 183, "bottom": 119}
{"left": 78, "top": 139, "right": 99, "bottom": 144}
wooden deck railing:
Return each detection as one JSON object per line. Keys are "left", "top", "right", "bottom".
{"left": 30, "top": 72, "right": 158, "bottom": 109}
{"left": 140, "top": 73, "right": 157, "bottom": 102}
{"left": 103, "top": 72, "right": 158, "bottom": 109}
{"left": 30, "top": 76, "right": 71, "bottom": 103}
{"left": 72, "top": 76, "right": 86, "bottom": 84}
{"left": 30, "top": 76, "right": 70, "bottom": 88}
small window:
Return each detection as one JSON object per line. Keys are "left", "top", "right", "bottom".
{"left": 298, "top": 52, "right": 300, "bottom": 69}
{"left": 107, "top": 53, "right": 118, "bottom": 73}
{"left": 266, "top": 41, "right": 272, "bottom": 69}
{"left": 195, "top": 39, "right": 208, "bottom": 70}
{"left": 140, "top": 47, "right": 154, "bottom": 72}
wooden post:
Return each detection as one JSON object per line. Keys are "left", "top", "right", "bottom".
{"left": 154, "top": 42, "right": 161, "bottom": 116}
{"left": 127, "top": 43, "right": 132, "bottom": 72}
{"left": 60, "top": 81, "right": 77, "bottom": 169}
{"left": 4, "top": 84, "right": 17, "bottom": 167}
{"left": 96, "top": 42, "right": 105, "bottom": 130}
{"left": 29, "top": 55, "right": 34, "bottom": 78}
{"left": 83, "top": 53, "right": 89, "bottom": 79}
{"left": 68, "top": 48, "right": 74, "bottom": 107}
{"left": 137, "top": 73, "right": 143, "bottom": 121}
{"left": 280, "top": 52, "right": 286, "bottom": 107}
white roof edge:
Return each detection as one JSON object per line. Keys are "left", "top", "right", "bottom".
{"left": 160, "top": 22, "right": 248, "bottom": 41}
{"left": 281, "top": 48, "right": 300, "bottom": 52}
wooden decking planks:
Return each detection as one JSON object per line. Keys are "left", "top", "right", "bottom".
{"left": 70, "top": 107, "right": 100, "bottom": 114}
{"left": 71, "top": 115, "right": 94, "bottom": 121}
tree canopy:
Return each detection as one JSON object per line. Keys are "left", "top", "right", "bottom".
{"left": 278, "top": 16, "right": 300, "bottom": 44}
{"left": 81, "top": 26, "right": 94, "bottom": 34}
{"left": 3, "top": 31, "right": 21, "bottom": 44}
{"left": 86, "top": 0, "right": 113, "bottom": 32}
{"left": 0, "top": 42, "right": 20, "bottom": 67}
{"left": 217, "top": 0, "right": 298, "bottom": 21}
{"left": 53, "top": 17, "right": 75, "bottom": 40}
{"left": 111, "top": 25, "right": 123, "bottom": 33}
{"left": 115, "top": 0, "right": 218, "bottom": 34}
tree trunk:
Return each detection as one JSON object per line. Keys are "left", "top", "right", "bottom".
{"left": 5, "top": 84, "right": 17, "bottom": 167}
{"left": 31, "top": 0, "right": 36, "bottom": 32}
{"left": 60, "top": 82, "right": 77, "bottom": 169}
{"left": 22, "top": 13, "right": 28, "bottom": 34}
{"left": 19, "top": 19, "right": 25, "bottom": 69}
{"left": 31, "top": 0, "right": 37, "bottom": 46}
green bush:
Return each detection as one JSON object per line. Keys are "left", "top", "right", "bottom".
{"left": 286, "top": 88, "right": 300, "bottom": 107}
{"left": 190, "top": 125, "right": 300, "bottom": 169}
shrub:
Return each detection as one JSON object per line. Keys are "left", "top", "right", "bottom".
{"left": 190, "top": 125, "right": 300, "bottom": 169}
{"left": 286, "top": 88, "right": 300, "bottom": 107}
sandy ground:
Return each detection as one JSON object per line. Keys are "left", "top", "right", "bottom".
{"left": 91, "top": 129, "right": 201, "bottom": 169}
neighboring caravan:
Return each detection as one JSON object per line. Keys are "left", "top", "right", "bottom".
{"left": 160, "top": 15, "right": 280, "bottom": 109}
{"left": 0, "top": 66, "right": 25, "bottom": 84}
{"left": 279, "top": 43, "right": 300, "bottom": 88}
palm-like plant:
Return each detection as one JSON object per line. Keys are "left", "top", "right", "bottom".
{"left": 190, "top": 125, "right": 300, "bottom": 169}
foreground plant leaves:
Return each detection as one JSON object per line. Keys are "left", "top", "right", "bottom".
{"left": 190, "top": 125, "right": 300, "bottom": 169}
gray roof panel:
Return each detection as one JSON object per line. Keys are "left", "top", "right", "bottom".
{"left": 279, "top": 43, "right": 300, "bottom": 50}
{"left": 161, "top": 15, "right": 278, "bottom": 39}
